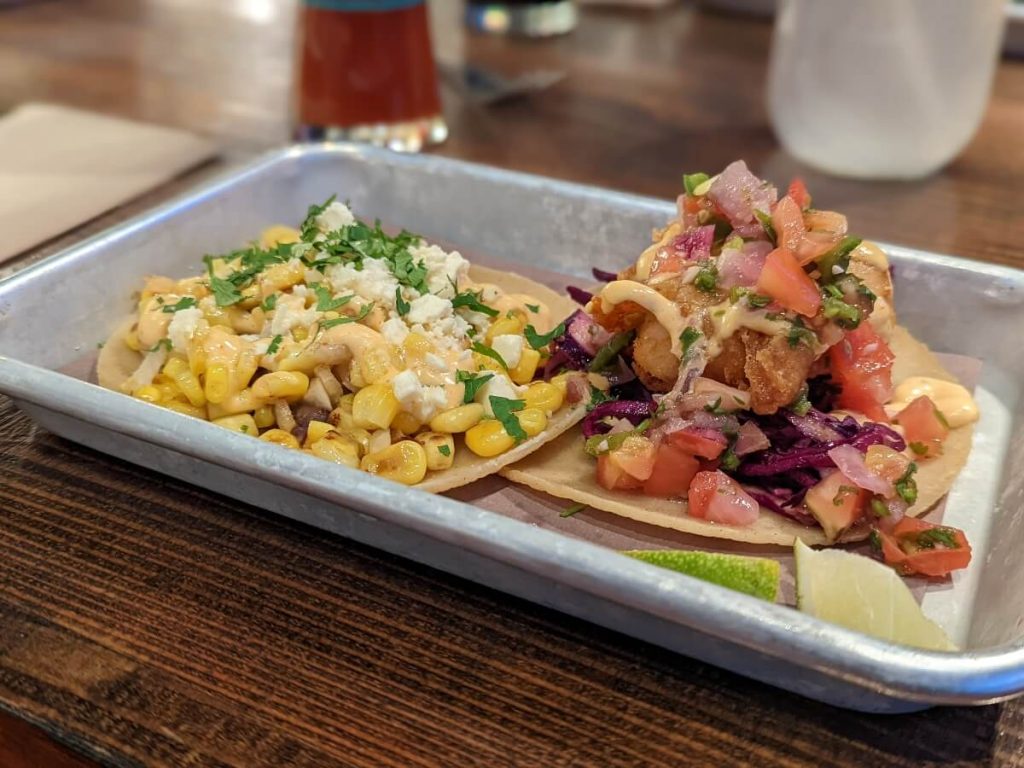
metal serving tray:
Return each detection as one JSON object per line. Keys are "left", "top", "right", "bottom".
{"left": 2, "top": 144, "right": 1023, "bottom": 713}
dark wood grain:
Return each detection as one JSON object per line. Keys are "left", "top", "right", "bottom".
{"left": 1, "top": 1, "right": 1023, "bottom": 766}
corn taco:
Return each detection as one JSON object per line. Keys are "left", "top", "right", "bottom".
{"left": 502, "top": 163, "right": 977, "bottom": 577}
{"left": 97, "top": 199, "right": 586, "bottom": 493}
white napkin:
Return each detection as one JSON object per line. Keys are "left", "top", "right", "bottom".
{"left": 0, "top": 103, "right": 217, "bottom": 263}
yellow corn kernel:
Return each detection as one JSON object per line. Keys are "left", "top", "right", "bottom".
{"left": 485, "top": 316, "right": 524, "bottom": 344}
{"left": 360, "top": 440, "right": 427, "bottom": 485}
{"left": 392, "top": 411, "right": 423, "bottom": 436}
{"left": 253, "top": 405, "right": 276, "bottom": 429}
{"left": 509, "top": 347, "right": 541, "bottom": 385}
{"left": 124, "top": 327, "right": 142, "bottom": 352}
{"left": 188, "top": 328, "right": 208, "bottom": 376}
{"left": 163, "top": 401, "right": 208, "bottom": 419}
{"left": 162, "top": 356, "right": 206, "bottom": 407}
{"left": 212, "top": 413, "right": 259, "bottom": 435}
{"left": 259, "top": 260, "right": 306, "bottom": 297}
{"left": 154, "top": 381, "right": 183, "bottom": 403}
{"left": 292, "top": 327, "right": 309, "bottom": 343}
{"left": 329, "top": 394, "right": 356, "bottom": 430}
{"left": 415, "top": 432, "right": 455, "bottom": 471}
{"left": 429, "top": 403, "right": 484, "bottom": 434}
{"left": 304, "top": 420, "right": 334, "bottom": 447}
{"left": 310, "top": 432, "right": 360, "bottom": 468}
{"left": 523, "top": 381, "right": 564, "bottom": 414}
{"left": 204, "top": 362, "right": 232, "bottom": 404}
{"left": 550, "top": 372, "right": 573, "bottom": 397}
{"left": 352, "top": 383, "right": 400, "bottom": 430}
{"left": 133, "top": 385, "right": 162, "bottom": 404}
{"left": 252, "top": 371, "right": 310, "bottom": 400}
{"left": 207, "top": 388, "right": 265, "bottom": 419}
{"left": 402, "top": 332, "right": 435, "bottom": 358}
{"left": 517, "top": 407, "right": 548, "bottom": 437}
{"left": 465, "top": 419, "right": 516, "bottom": 458}
{"left": 359, "top": 346, "right": 396, "bottom": 385}
{"left": 259, "top": 225, "right": 300, "bottom": 248}
{"left": 260, "top": 428, "right": 300, "bottom": 449}
{"left": 276, "top": 346, "right": 319, "bottom": 374}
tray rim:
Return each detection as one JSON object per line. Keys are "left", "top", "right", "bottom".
{"left": 2, "top": 142, "right": 1024, "bottom": 706}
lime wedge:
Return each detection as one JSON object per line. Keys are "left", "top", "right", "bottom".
{"left": 794, "top": 539, "right": 956, "bottom": 651}
{"left": 624, "top": 550, "right": 780, "bottom": 601}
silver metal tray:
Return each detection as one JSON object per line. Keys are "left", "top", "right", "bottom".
{"left": 2, "top": 144, "right": 1023, "bottom": 714}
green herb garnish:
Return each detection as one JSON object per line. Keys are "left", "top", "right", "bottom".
{"left": 457, "top": 370, "right": 494, "bottom": 404}
{"left": 719, "top": 446, "right": 740, "bottom": 472}
{"left": 683, "top": 172, "right": 711, "bottom": 196}
{"left": 870, "top": 498, "right": 890, "bottom": 518}
{"left": 261, "top": 293, "right": 278, "bottom": 312}
{"left": 680, "top": 326, "right": 703, "bottom": 358}
{"left": 314, "top": 284, "right": 353, "bottom": 312}
{"left": 490, "top": 396, "right": 527, "bottom": 443}
{"left": 472, "top": 342, "right": 508, "bottom": 370}
{"left": 526, "top": 303, "right": 540, "bottom": 313}
{"left": 148, "top": 338, "right": 173, "bottom": 353}
{"left": 894, "top": 462, "right": 919, "bottom": 505}
{"left": 704, "top": 397, "right": 725, "bottom": 416}
{"left": 524, "top": 322, "right": 565, "bottom": 351}
{"left": 787, "top": 317, "right": 816, "bottom": 348}
{"left": 299, "top": 194, "right": 338, "bottom": 241}
{"left": 589, "top": 330, "right": 634, "bottom": 372}
{"left": 817, "top": 236, "right": 863, "bottom": 282}
{"left": 452, "top": 290, "right": 500, "bottom": 318}
{"left": 395, "top": 287, "right": 410, "bottom": 316}
{"left": 754, "top": 209, "right": 777, "bottom": 245}
{"left": 788, "top": 386, "right": 812, "bottom": 416}
{"left": 909, "top": 441, "right": 929, "bottom": 457}
{"left": 694, "top": 260, "right": 719, "bottom": 293}
{"left": 915, "top": 527, "right": 959, "bottom": 550}
{"left": 438, "top": 444, "right": 451, "bottom": 457}
{"left": 321, "top": 302, "right": 374, "bottom": 329}
{"left": 161, "top": 296, "right": 198, "bottom": 314}
{"left": 266, "top": 334, "right": 283, "bottom": 355}
{"left": 587, "top": 385, "right": 611, "bottom": 412}
{"left": 561, "top": 502, "right": 586, "bottom": 518}
{"left": 822, "top": 294, "right": 862, "bottom": 329}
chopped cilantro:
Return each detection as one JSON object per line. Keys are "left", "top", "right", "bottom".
{"left": 909, "top": 441, "right": 929, "bottom": 457}
{"left": 209, "top": 274, "right": 243, "bottom": 307}
{"left": 395, "top": 287, "right": 410, "bottom": 316}
{"left": 390, "top": 249, "right": 429, "bottom": 293}
{"left": 683, "top": 172, "right": 710, "bottom": 196}
{"left": 586, "top": 385, "right": 611, "bottom": 412}
{"left": 704, "top": 397, "right": 725, "bottom": 416}
{"left": 934, "top": 408, "right": 951, "bottom": 429}
{"left": 787, "top": 317, "right": 816, "bottom": 348}
{"left": 894, "top": 462, "right": 919, "bottom": 505}
{"left": 96, "top": 341, "right": 105, "bottom": 349}
{"left": 869, "top": 529, "right": 882, "bottom": 551}
{"left": 680, "top": 326, "right": 703, "bottom": 358}
{"left": 161, "top": 296, "right": 198, "bottom": 314}
{"left": 719, "top": 446, "right": 740, "bottom": 472}
{"left": 560, "top": 502, "right": 586, "bottom": 518}
{"left": 148, "top": 338, "right": 172, "bottom": 353}
{"left": 490, "top": 396, "right": 527, "bottom": 443}
{"left": 299, "top": 194, "right": 338, "bottom": 241}
{"left": 694, "top": 260, "right": 719, "bottom": 293}
{"left": 261, "top": 293, "right": 278, "bottom": 312}
{"left": 870, "top": 498, "right": 890, "bottom": 518}
{"left": 754, "top": 209, "right": 776, "bottom": 245}
{"left": 266, "top": 335, "right": 283, "bottom": 355}
{"left": 472, "top": 342, "right": 508, "bottom": 370}
{"left": 314, "top": 284, "right": 353, "bottom": 312}
{"left": 438, "top": 444, "right": 451, "bottom": 457}
{"left": 452, "top": 290, "right": 499, "bottom": 318}
{"left": 457, "top": 370, "right": 494, "bottom": 404}
{"left": 817, "top": 236, "right": 863, "bottom": 282}
{"left": 584, "top": 430, "right": 632, "bottom": 457}
{"left": 525, "top": 303, "right": 540, "bottom": 313}
{"left": 321, "top": 302, "right": 374, "bottom": 329}
{"left": 788, "top": 386, "right": 812, "bottom": 416}
{"left": 822, "top": 294, "right": 862, "bottom": 329}
{"left": 589, "top": 330, "right": 634, "bottom": 372}
{"left": 915, "top": 527, "right": 959, "bottom": 550}
{"left": 524, "top": 322, "right": 566, "bottom": 351}
{"left": 857, "top": 280, "right": 878, "bottom": 302}
{"left": 240, "top": 424, "right": 250, "bottom": 434}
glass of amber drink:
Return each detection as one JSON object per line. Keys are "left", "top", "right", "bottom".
{"left": 296, "top": 0, "right": 447, "bottom": 152}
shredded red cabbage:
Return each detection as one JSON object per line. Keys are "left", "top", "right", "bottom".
{"left": 567, "top": 286, "right": 593, "bottom": 304}
{"left": 581, "top": 400, "right": 655, "bottom": 438}
{"left": 592, "top": 267, "right": 617, "bottom": 282}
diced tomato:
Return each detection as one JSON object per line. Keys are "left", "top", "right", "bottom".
{"left": 771, "top": 196, "right": 806, "bottom": 253}
{"left": 829, "top": 322, "right": 894, "bottom": 422}
{"left": 596, "top": 454, "right": 642, "bottom": 491}
{"left": 788, "top": 178, "right": 811, "bottom": 210}
{"left": 687, "top": 470, "right": 759, "bottom": 526}
{"left": 756, "top": 246, "right": 822, "bottom": 317}
{"left": 650, "top": 251, "right": 683, "bottom": 277}
{"left": 642, "top": 442, "right": 701, "bottom": 498}
{"left": 876, "top": 517, "right": 971, "bottom": 578}
{"left": 665, "top": 429, "right": 727, "bottom": 460}
{"left": 682, "top": 195, "right": 703, "bottom": 215}
{"left": 608, "top": 434, "right": 656, "bottom": 480}
{"left": 864, "top": 444, "right": 912, "bottom": 485}
{"left": 895, "top": 396, "right": 950, "bottom": 459}
{"left": 804, "top": 470, "right": 866, "bottom": 542}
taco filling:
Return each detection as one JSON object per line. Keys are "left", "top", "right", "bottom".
{"left": 503, "top": 162, "right": 978, "bottom": 576}
{"left": 97, "top": 197, "right": 586, "bottom": 493}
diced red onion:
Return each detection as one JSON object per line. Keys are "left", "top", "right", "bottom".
{"left": 693, "top": 377, "right": 751, "bottom": 411}
{"left": 734, "top": 421, "right": 770, "bottom": 456}
{"left": 566, "top": 309, "right": 612, "bottom": 355}
{"left": 669, "top": 224, "right": 715, "bottom": 262}
{"left": 707, "top": 160, "right": 778, "bottom": 228}
{"left": 566, "top": 376, "right": 589, "bottom": 404}
{"left": 827, "top": 445, "right": 894, "bottom": 496}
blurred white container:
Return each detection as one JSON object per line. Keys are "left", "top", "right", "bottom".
{"left": 768, "top": 0, "right": 1006, "bottom": 179}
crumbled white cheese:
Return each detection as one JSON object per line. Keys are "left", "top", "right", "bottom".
{"left": 476, "top": 373, "right": 523, "bottom": 416}
{"left": 380, "top": 317, "right": 410, "bottom": 346}
{"left": 167, "top": 307, "right": 205, "bottom": 353}
{"left": 391, "top": 369, "right": 447, "bottom": 422}
{"left": 490, "top": 334, "right": 523, "bottom": 369}
{"left": 315, "top": 201, "right": 355, "bottom": 233}
{"left": 391, "top": 370, "right": 421, "bottom": 403}
{"left": 411, "top": 242, "right": 469, "bottom": 298}
{"left": 325, "top": 257, "right": 399, "bottom": 309}
{"left": 424, "top": 352, "right": 447, "bottom": 372}
{"left": 269, "top": 294, "right": 320, "bottom": 336}
{"left": 406, "top": 294, "right": 451, "bottom": 325}
{"left": 408, "top": 314, "right": 472, "bottom": 353}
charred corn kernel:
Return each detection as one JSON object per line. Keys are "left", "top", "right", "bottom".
{"left": 259, "top": 260, "right": 306, "bottom": 297}
{"left": 133, "top": 385, "right": 162, "bottom": 404}
{"left": 310, "top": 432, "right": 360, "bottom": 468}
{"left": 360, "top": 441, "right": 427, "bottom": 485}
{"left": 465, "top": 420, "right": 516, "bottom": 457}
{"left": 207, "top": 388, "right": 265, "bottom": 419}
{"left": 429, "top": 403, "right": 484, "bottom": 434}
{"left": 359, "top": 346, "right": 395, "bottom": 385}
{"left": 253, "top": 405, "right": 276, "bottom": 429}
{"left": 204, "top": 362, "right": 232, "bottom": 404}
{"left": 524, "top": 382, "right": 564, "bottom": 414}
{"left": 335, "top": 427, "right": 372, "bottom": 455}
{"left": 212, "top": 413, "right": 259, "bottom": 435}
{"left": 304, "top": 420, "right": 334, "bottom": 447}
{"left": 368, "top": 428, "right": 392, "bottom": 454}
{"left": 162, "top": 356, "right": 206, "bottom": 407}
{"left": 486, "top": 316, "right": 524, "bottom": 344}
{"left": 392, "top": 411, "right": 423, "bottom": 436}
{"left": 352, "top": 383, "right": 400, "bottom": 429}
{"left": 252, "top": 371, "right": 309, "bottom": 400}
{"left": 509, "top": 347, "right": 541, "bottom": 385}
{"left": 517, "top": 407, "right": 547, "bottom": 437}
{"left": 472, "top": 352, "right": 505, "bottom": 374}
{"left": 329, "top": 396, "right": 356, "bottom": 430}
{"left": 402, "top": 332, "right": 434, "bottom": 358}
{"left": 260, "top": 428, "right": 300, "bottom": 449}
{"left": 259, "top": 225, "right": 300, "bottom": 248}
{"left": 124, "top": 327, "right": 142, "bottom": 352}
{"left": 415, "top": 432, "right": 455, "bottom": 471}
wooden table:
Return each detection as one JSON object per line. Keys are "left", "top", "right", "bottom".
{"left": 1, "top": 1, "right": 1023, "bottom": 765}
